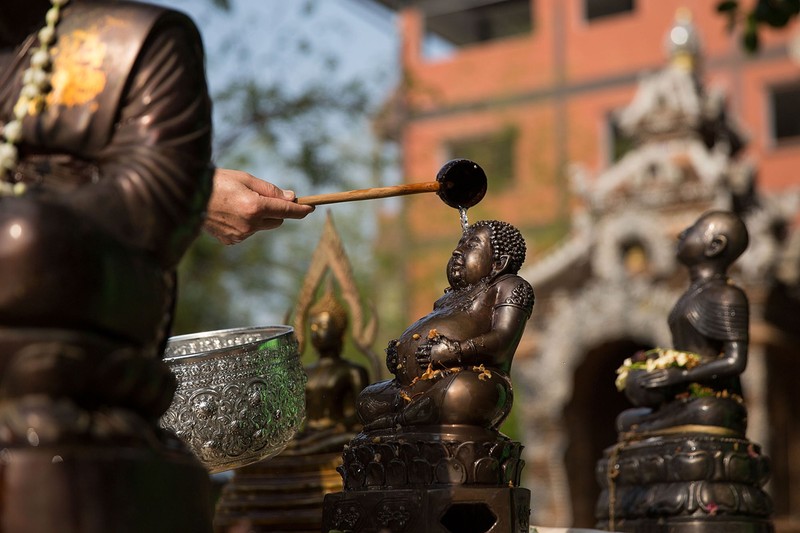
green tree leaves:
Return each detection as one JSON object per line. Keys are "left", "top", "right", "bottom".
{"left": 717, "top": 0, "right": 800, "bottom": 52}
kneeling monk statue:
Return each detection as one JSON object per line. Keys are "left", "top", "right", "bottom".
{"left": 596, "top": 211, "right": 773, "bottom": 533}
{"left": 617, "top": 210, "right": 750, "bottom": 435}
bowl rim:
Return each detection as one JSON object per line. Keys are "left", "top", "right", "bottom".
{"left": 163, "top": 325, "right": 295, "bottom": 362}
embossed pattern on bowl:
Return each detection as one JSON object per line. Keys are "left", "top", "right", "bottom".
{"left": 160, "top": 326, "right": 306, "bottom": 473}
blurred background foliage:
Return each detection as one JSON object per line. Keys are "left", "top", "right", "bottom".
{"left": 717, "top": 0, "right": 800, "bottom": 52}
{"left": 164, "top": 0, "right": 400, "bottom": 340}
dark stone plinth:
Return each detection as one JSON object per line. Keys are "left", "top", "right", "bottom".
{"left": 322, "top": 426, "right": 531, "bottom": 533}
{"left": 0, "top": 331, "right": 214, "bottom": 533}
{"left": 595, "top": 433, "right": 773, "bottom": 533}
{"left": 323, "top": 486, "right": 530, "bottom": 533}
{"left": 0, "top": 443, "right": 212, "bottom": 533}
{"left": 214, "top": 449, "right": 343, "bottom": 532}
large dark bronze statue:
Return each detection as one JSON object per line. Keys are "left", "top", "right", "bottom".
{"left": 324, "top": 215, "right": 534, "bottom": 533}
{"left": 596, "top": 211, "right": 773, "bottom": 533}
{"left": 0, "top": 1, "right": 213, "bottom": 531}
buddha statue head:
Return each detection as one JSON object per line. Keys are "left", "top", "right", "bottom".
{"left": 308, "top": 284, "right": 348, "bottom": 359}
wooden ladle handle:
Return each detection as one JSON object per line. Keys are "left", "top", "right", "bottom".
{"left": 296, "top": 182, "right": 441, "bottom": 206}
{"left": 296, "top": 159, "right": 487, "bottom": 208}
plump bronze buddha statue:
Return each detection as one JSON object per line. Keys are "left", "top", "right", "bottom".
{"left": 357, "top": 219, "right": 533, "bottom": 433}
{"left": 617, "top": 210, "right": 749, "bottom": 436}
{"left": 324, "top": 220, "right": 534, "bottom": 533}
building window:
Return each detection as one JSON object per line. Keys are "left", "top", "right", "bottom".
{"left": 585, "top": 0, "right": 634, "bottom": 21}
{"left": 608, "top": 113, "right": 634, "bottom": 163}
{"left": 446, "top": 127, "right": 517, "bottom": 191}
{"left": 422, "top": 0, "right": 532, "bottom": 49}
{"left": 770, "top": 83, "right": 800, "bottom": 143}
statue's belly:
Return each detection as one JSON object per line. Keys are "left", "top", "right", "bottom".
{"left": 392, "top": 312, "right": 481, "bottom": 386}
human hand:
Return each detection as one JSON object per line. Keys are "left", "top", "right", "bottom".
{"left": 203, "top": 168, "right": 314, "bottom": 244}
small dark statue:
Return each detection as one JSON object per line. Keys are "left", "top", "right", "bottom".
{"left": 596, "top": 211, "right": 773, "bottom": 533}
{"left": 302, "top": 288, "right": 370, "bottom": 440}
{"left": 618, "top": 210, "right": 749, "bottom": 433}
{"left": 323, "top": 220, "right": 534, "bottom": 533}
{"left": 215, "top": 287, "right": 370, "bottom": 533}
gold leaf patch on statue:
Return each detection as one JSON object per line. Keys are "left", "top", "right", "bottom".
{"left": 48, "top": 29, "right": 107, "bottom": 111}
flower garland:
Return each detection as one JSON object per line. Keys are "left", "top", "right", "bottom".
{"left": 614, "top": 348, "right": 700, "bottom": 392}
{"left": 615, "top": 347, "right": 744, "bottom": 403}
{"left": 0, "top": 0, "right": 69, "bottom": 196}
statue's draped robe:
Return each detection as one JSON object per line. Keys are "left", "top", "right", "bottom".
{"left": 0, "top": 1, "right": 213, "bottom": 354}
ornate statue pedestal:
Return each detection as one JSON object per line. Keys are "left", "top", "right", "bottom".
{"left": 322, "top": 426, "right": 531, "bottom": 533}
{"left": 0, "top": 442, "right": 212, "bottom": 533}
{"left": 595, "top": 433, "right": 773, "bottom": 533}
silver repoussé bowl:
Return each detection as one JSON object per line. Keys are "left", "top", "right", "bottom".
{"left": 159, "top": 326, "right": 307, "bottom": 473}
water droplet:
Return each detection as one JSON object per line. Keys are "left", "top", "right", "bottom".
{"left": 459, "top": 207, "right": 469, "bottom": 232}
{"left": 26, "top": 428, "right": 39, "bottom": 447}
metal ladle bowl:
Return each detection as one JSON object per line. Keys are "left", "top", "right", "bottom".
{"left": 159, "top": 326, "right": 306, "bottom": 473}
{"left": 435, "top": 158, "right": 487, "bottom": 209}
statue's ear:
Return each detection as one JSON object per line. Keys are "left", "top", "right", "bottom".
{"left": 705, "top": 234, "right": 728, "bottom": 258}
{"left": 494, "top": 254, "right": 511, "bottom": 274}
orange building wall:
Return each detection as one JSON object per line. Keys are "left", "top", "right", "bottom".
{"left": 391, "top": 0, "right": 800, "bottom": 320}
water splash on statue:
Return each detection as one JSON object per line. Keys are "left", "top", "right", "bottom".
{"left": 459, "top": 207, "right": 469, "bottom": 232}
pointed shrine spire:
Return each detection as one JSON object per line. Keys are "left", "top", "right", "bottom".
{"left": 667, "top": 8, "right": 701, "bottom": 73}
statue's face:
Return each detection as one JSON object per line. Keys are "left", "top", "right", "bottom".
{"left": 310, "top": 312, "right": 335, "bottom": 349}
{"left": 676, "top": 220, "right": 705, "bottom": 265}
{"left": 447, "top": 226, "right": 494, "bottom": 288}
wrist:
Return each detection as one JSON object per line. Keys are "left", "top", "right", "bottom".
{"left": 458, "top": 339, "right": 479, "bottom": 366}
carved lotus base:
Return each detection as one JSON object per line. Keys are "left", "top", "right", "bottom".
{"left": 322, "top": 427, "right": 531, "bottom": 532}
{"left": 595, "top": 434, "right": 773, "bottom": 533}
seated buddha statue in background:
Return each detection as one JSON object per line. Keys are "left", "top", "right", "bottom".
{"left": 289, "top": 286, "right": 369, "bottom": 452}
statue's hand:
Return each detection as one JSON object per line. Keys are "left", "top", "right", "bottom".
{"left": 385, "top": 339, "right": 399, "bottom": 374}
{"left": 415, "top": 335, "right": 460, "bottom": 367}
{"left": 639, "top": 367, "right": 685, "bottom": 389}
{"left": 415, "top": 341, "right": 433, "bottom": 368}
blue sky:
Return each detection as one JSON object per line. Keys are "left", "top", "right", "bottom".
{"left": 147, "top": 0, "right": 402, "bottom": 327}
{"left": 151, "top": 0, "right": 399, "bottom": 104}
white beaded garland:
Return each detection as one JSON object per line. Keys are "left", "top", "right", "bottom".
{"left": 0, "top": 0, "right": 69, "bottom": 193}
